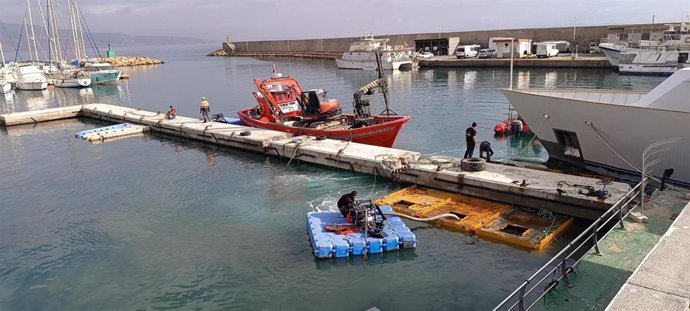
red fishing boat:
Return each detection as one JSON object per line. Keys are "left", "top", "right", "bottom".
{"left": 237, "top": 54, "right": 410, "bottom": 148}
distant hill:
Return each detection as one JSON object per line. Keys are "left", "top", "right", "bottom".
{"left": 0, "top": 22, "right": 213, "bottom": 51}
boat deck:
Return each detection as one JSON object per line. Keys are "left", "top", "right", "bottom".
{"left": 0, "top": 104, "right": 633, "bottom": 220}
{"left": 512, "top": 89, "right": 647, "bottom": 105}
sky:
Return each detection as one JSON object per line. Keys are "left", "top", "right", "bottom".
{"left": 1, "top": 0, "right": 689, "bottom": 41}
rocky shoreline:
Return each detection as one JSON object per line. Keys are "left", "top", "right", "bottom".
{"left": 96, "top": 56, "right": 165, "bottom": 67}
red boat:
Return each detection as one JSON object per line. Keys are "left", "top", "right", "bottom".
{"left": 494, "top": 116, "right": 532, "bottom": 135}
{"left": 237, "top": 56, "right": 410, "bottom": 148}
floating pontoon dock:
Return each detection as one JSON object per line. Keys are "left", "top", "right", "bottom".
{"left": 0, "top": 104, "right": 632, "bottom": 220}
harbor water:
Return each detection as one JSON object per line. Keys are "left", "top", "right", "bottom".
{"left": 0, "top": 44, "right": 665, "bottom": 310}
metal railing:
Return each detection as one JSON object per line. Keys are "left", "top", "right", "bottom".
{"left": 493, "top": 180, "right": 645, "bottom": 311}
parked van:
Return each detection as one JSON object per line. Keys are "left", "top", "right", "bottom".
{"left": 536, "top": 42, "right": 559, "bottom": 58}
{"left": 456, "top": 44, "right": 481, "bottom": 58}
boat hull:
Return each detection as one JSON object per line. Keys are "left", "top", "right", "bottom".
{"left": 503, "top": 89, "right": 690, "bottom": 186}
{"left": 0, "top": 82, "right": 10, "bottom": 94}
{"left": 89, "top": 71, "right": 120, "bottom": 85}
{"left": 238, "top": 110, "right": 410, "bottom": 148}
{"left": 336, "top": 51, "right": 413, "bottom": 70}
{"left": 16, "top": 81, "right": 47, "bottom": 90}
{"left": 55, "top": 78, "right": 92, "bottom": 88}
{"left": 598, "top": 43, "right": 622, "bottom": 67}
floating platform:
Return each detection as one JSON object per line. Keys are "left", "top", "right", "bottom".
{"left": 476, "top": 208, "right": 574, "bottom": 250}
{"left": 0, "top": 104, "right": 634, "bottom": 221}
{"left": 76, "top": 123, "right": 150, "bottom": 142}
{"left": 307, "top": 205, "right": 416, "bottom": 258}
{"left": 376, "top": 185, "right": 512, "bottom": 233}
{"left": 376, "top": 185, "right": 574, "bottom": 250}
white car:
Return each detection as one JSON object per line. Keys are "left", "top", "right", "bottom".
{"left": 420, "top": 52, "right": 434, "bottom": 59}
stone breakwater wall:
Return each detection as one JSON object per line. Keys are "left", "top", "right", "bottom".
{"left": 224, "top": 25, "right": 613, "bottom": 54}
{"left": 97, "top": 56, "right": 164, "bottom": 67}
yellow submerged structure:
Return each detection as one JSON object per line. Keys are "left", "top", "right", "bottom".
{"left": 375, "top": 185, "right": 574, "bottom": 250}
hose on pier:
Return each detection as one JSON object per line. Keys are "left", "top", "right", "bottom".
{"left": 382, "top": 212, "right": 460, "bottom": 222}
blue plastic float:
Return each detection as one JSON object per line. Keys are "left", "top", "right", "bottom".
{"left": 75, "top": 123, "right": 130, "bottom": 138}
{"left": 306, "top": 205, "right": 416, "bottom": 258}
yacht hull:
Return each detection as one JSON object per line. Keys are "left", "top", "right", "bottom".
{"left": 89, "top": 71, "right": 120, "bottom": 85}
{"left": 503, "top": 89, "right": 690, "bottom": 186}
{"left": 16, "top": 81, "right": 48, "bottom": 90}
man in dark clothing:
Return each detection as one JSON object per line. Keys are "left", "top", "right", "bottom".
{"left": 337, "top": 191, "right": 357, "bottom": 217}
{"left": 479, "top": 141, "right": 494, "bottom": 161}
{"left": 464, "top": 122, "right": 478, "bottom": 158}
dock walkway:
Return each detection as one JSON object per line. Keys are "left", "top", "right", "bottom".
{"left": 536, "top": 189, "right": 690, "bottom": 311}
{"left": 606, "top": 200, "right": 690, "bottom": 311}
{"left": 1, "top": 104, "right": 632, "bottom": 219}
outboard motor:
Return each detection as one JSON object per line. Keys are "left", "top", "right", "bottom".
{"left": 350, "top": 200, "right": 387, "bottom": 238}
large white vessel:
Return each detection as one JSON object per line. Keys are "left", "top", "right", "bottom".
{"left": 15, "top": 65, "right": 48, "bottom": 90}
{"left": 600, "top": 21, "right": 690, "bottom": 75}
{"left": 503, "top": 68, "right": 690, "bottom": 187}
{"left": 336, "top": 34, "right": 413, "bottom": 70}
{"left": 617, "top": 48, "right": 689, "bottom": 75}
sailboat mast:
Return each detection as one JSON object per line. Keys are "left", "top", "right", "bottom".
{"left": 26, "top": 0, "right": 39, "bottom": 61}
{"left": 46, "top": 0, "right": 51, "bottom": 66}
{"left": 49, "top": 0, "right": 62, "bottom": 63}
{"left": 0, "top": 39, "right": 6, "bottom": 66}
{"left": 69, "top": 0, "right": 80, "bottom": 59}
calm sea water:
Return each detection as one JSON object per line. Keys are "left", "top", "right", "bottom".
{"left": 0, "top": 44, "right": 665, "bottom": 310}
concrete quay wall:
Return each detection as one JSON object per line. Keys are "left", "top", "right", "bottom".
{"left": 230, "top": 25, "right": 613, "bottom": 53}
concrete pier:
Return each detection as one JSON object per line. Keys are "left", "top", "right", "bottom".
{"left": 0, "top": 106, "right": 82, "bottom": 126}
{"left": 3, "top": 104, "right": 632, "bottom": 219}
{"left": 606, "top": 201, "right": 690, "bottom": 311}
{"left": 419, "top": 56, "right": 612, "bottom": 69}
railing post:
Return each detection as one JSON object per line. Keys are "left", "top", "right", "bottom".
{"left": 618, "top": 202, "right": 626, "bottom": 229}
{"left": 591, "top": 220, "right": 603, "bottom": 256}
{"left": 518, "top": 285, "right": 526, "bottom": 311}
{"left": 560, "top": 259, "right": 574, "bottom": 288}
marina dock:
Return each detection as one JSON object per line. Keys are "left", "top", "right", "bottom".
{"left": 1, "top": 104, "right": 631, "bottom": 220}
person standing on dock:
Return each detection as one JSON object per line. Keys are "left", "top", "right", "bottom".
{"left": 479, "top": 141, "right": 494, "bottom": 161}
{"left": 200, "top": 97, "right": 211, "bottom": 122}
{"left": 464, "top": 122, "right": 478, "bottom": 158}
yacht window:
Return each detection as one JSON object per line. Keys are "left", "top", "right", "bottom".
{"left": 553, "top": 129, "right": 582, "bottom": 159}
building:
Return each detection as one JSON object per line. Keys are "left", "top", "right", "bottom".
{"left": 414, "top": 37, "right": 460, "bottom": 56}
{"left": 489, "top": 38, "right": 533, "bottom": 58}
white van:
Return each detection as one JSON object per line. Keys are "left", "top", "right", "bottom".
{"left": 536, "top": 43, "right": 559, "bottom": 58}
{"left": 456, "top": 44, "right": 481, "bottom": 58}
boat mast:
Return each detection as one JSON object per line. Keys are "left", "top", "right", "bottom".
{"left": 26, "top": 0, "right": 39, "bottom": 61}
{"left": 49, "top": 0, "right": 62, "bottom": 63}
{"left": 68, "top": 0, "right": 81, "bottom": 60}
{"left": 0, "top": 39, "right": 6, "bottom": 66}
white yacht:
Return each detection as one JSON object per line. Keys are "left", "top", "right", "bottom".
{"left": 600, "top": 21, "right": 690, "bottom": 75}
{"left": 503, "top": 68, "right": 690, "bottom": 187}
{"left": 598, "top": 42, "right": 624, "bottom": 66}
{"left": 336, "top": 34, "right": 413, "bottom": 70}
{"left": 15, "top": 65, "right": 48, "bottom": 90}
{"left": 54, "top": 70, "right": 92, "bottom": 88}
{"left": 617, "top": 48, "right": 689, "bottom": 75}
{"left": 83, "top": 62, "right": 121, "bottom": 85}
